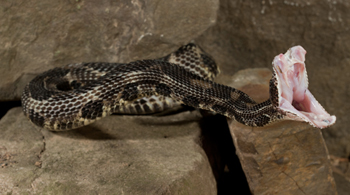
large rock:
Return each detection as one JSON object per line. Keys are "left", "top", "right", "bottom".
{"left": 196, "top": 0, "right": 350, "bottom": 192}
{"left": 198, "top": 0, "right": 349, "bottom": 156}
{"left": 0, "top": 108, "right": 216, "bottom": 194}
{"left": 0, "top": 0, "right": 218, "bottom": 101}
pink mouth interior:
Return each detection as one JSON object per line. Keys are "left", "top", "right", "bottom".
{"left": 273, "top": 46, "right": 336, "bottom": 129}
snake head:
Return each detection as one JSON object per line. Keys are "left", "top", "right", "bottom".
{"left": 272, "top": 46, "right": 336, "bottom": 129}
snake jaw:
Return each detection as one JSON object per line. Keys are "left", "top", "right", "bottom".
{"left": 272, "top": 46, "right": 336, "bottom": 129}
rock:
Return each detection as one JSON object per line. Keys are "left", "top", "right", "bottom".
{"left": 0, "top": 108, "right": 216, "bottom": 194}
{"left": 0, "top": 0, "right": 218, "bottom": 101}
{"left": 195, "top": 1, "right": 350, "bottom": 192}
{"left": 196, "top": 0, "right": 350, "bottom": 160}
{"left": 333, "top": 172, "right": 350, "bottom": 195}
{"left": 230, "top": 120, "right": 338, "bottom": 195}
{"left": 225, "top": 68, "right": 337, "bottom": 194}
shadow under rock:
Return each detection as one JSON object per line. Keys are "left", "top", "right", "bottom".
{"left": 52, "top": 125, "right": 118, "bottom": 140}
{"left": 131, "top": 112, "right": 202, "bottom": 127}
{"left": 199, "top": 114, "right": 251, "bottom": 195}
{"left": 115, "top": 106, "right": 200, "bottom": 127}
{"left": 0, "top": 101, "right": 22, "bottom": 119}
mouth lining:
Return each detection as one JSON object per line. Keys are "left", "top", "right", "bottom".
{"left": 273, "top": 46, "right": 336, "bottom": 129}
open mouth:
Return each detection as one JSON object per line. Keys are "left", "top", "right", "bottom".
{"left": 273, "top": 46, "right": 336, "bottom": 129}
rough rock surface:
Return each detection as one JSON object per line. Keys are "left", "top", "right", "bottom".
{"left": 0, "top": 0, "right": 218, "bottom": 101}
{"left": 0, "top": 108, "right": 216, "bottom": 194}
{"left": 226, "top": 68, "right": 337, "bottom": 194}
{"left": 230, "top": 120, "right": 337, "bottom": 195}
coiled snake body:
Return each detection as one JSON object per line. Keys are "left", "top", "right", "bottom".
{"left": 22, "top": 44, "right": 336, "bottom": 130}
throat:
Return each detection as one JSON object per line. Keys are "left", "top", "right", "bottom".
{"left": 272, "top": 46, "right": 336, "bottom": 128}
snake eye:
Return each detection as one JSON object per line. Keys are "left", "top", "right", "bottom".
{"left": 323, "top": 119, "right": 330, "bottom": 123}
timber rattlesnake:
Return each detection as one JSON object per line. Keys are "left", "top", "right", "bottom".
{"left": 21, "top": 43, "right": 336, "bottom": 130}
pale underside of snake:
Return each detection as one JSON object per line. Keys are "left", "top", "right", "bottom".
{"left": 21, "top": 43, "right": 336, "bottom": 131}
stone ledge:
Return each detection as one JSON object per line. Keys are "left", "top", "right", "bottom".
{"left": 0, "top": 108, "right": 216, "bottom": 194}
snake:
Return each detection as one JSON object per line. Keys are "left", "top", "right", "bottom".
{"left": 21, "top": 43, "right": 336, "bottom": 131}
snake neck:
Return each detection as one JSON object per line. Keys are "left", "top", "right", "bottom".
{"left": 121, "top": 60, "right": 285, "bottom": 127}
{"left": 177, "top": 80, "right": 285, "bottom": 127}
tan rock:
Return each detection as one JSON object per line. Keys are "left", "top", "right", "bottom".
{"left": 0, "top": 108, "right": 216, "bottom": 194}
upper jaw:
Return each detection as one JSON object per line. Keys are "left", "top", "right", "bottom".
{"left": 272, "top": 46, "right": 336, "bottom": 129}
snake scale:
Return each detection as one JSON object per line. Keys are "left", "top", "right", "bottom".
{"left": 21, "top": 43, "right": 336, "bottom": 131}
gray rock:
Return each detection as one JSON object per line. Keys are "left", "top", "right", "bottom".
{"left": 0, "top": 108, "right": 216, "bottom": 194}
{"left": 0, "top": 0, "right": 218, "bottom": 101}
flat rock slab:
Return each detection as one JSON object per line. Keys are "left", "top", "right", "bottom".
{"left": 227, "top": 68, "right": 337, "bottom": 194}
{"left": 0, "top": 108, "right": 216, "bottom": 194}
